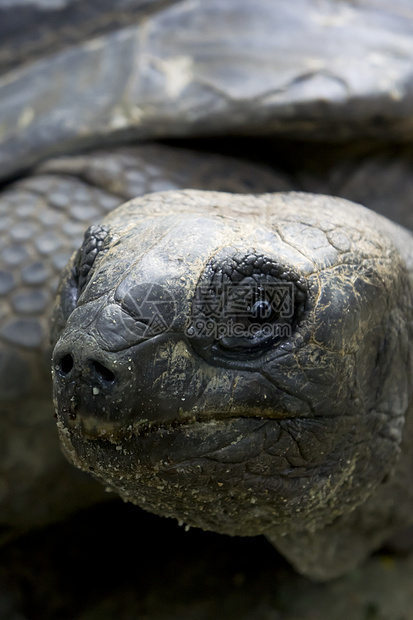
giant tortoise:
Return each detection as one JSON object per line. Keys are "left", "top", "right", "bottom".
{"left": 49, "top": 188, "right": 413, "bottom": 581}
{"left": 2, "top": 0, "right": 413, "bottom": 612}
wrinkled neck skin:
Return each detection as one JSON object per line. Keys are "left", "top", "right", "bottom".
{"left": 269, "top": 211, "right": 413, "bottom": 580}
{"left": 271, "top": 399, "right": 413, "bottom": 581}
{"left": 51, "top": 190, "right": 413, "bottom": 580}
{"left": 268, "top": 209, "right": 413, "bottom": 581}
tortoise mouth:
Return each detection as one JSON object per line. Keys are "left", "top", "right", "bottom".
{"left": 62, "top": 410, "right": 197, "bottom": 443}
{"left": 57, "top": 406, "right": 294, "bottom": 443}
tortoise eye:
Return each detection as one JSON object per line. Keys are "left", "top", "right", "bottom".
{"left": 187, "top": 251, "right": 309, "bottom": 363}
{"left": 213, "top": 282, "right": 293, "bottom": 354}
{"left": 250, "top": 298, "right": 273, "bottom": 321}
{"left": 75, "top": 225, "right": 110, "bottom": 295}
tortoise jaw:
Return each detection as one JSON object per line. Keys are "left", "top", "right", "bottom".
{"left": 61, "top": 409, "right": 197, "bottom": 443}
{"left": 57, "top": 405, "right": 295, "bottom": 444}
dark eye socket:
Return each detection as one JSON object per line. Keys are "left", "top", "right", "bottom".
{"left": 216, "top": 292, "right": 284, "bottom": 354}
{"left": 75, "top": 225, "right": 110, "bottom": 295}
{"left": 188, "top": 253, "right": 308, "bottom": 362}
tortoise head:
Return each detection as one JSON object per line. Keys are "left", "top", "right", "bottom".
{"left": 51, "top": 190, "right": 413, "bottom": 537}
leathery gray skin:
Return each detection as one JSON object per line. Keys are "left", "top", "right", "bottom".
{"left": 51, "top": 189, "right": 413, "bottom": 580}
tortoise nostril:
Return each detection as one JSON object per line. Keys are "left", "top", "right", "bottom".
{"left": 59, "top": 354, "right": 74, "bottom": 376}
{"left": 92, "top": 360, "right": 115, "bottom": 383}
